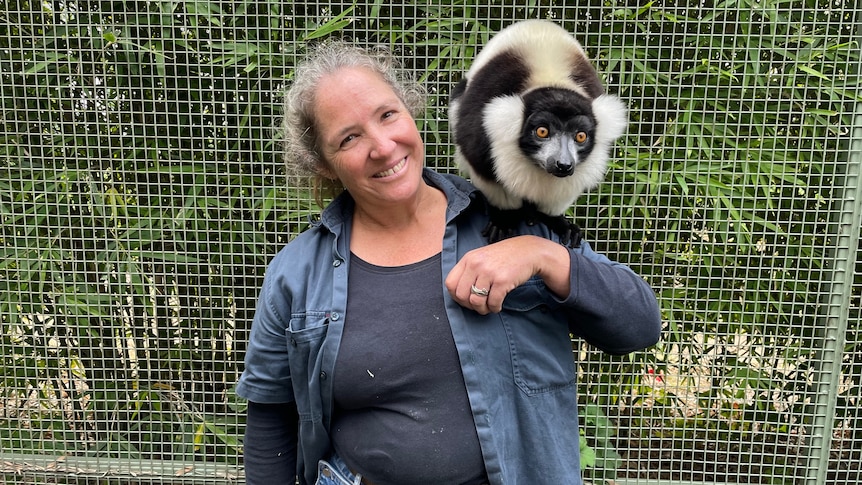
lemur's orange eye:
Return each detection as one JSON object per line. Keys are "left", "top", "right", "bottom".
{"left": 575, "top": 131, "right": 588, "bottom": 143}
{"left": 536, "top": 126, "right": 549, "bottom": 138}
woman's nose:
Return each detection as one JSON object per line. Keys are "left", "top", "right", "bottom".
{"left": 368, "top": 130, "right": 396, "bottom": 159}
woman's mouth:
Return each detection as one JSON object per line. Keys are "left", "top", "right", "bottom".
{"left": 373, "top": 158, "right": 407, "bottom": 178}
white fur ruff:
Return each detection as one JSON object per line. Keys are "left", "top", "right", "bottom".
{"left": 451, "top": 20, "right": 629, "bottom": 216}
{"left": 475, "top": 94, "right": 627, "bottom": 215}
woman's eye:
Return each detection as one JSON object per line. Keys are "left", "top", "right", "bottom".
{"left": 340, "top": 134, "right": 357, "bottom": 147}
{"left": 536, "top": 126, "right": 549, "bottom": 138}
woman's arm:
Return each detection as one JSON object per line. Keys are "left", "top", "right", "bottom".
{"left": 445, "top": 235, "right": 661, "bottom": 353}
{"left": 445, "top": 235, "right": 570, "bottom": 314}
{"left": 243, "top": 401, "right": 299, "bottom": 485}
{"left": 562, "top": 243, "right": 662, "bottom": 354}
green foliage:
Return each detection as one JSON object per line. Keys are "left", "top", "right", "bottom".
{"left": 1, "top": 0, "right": 860, "bottom": 481}
{"left": 579, "top": 404, "right": 623, "bottom": 480}
{"left": 0, "top": 0, "right": 314, "bottom": 462}
{"left": 570, "top": 0, "right": 861, "bottom": 479}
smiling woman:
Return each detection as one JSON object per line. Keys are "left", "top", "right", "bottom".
{"left": 312, "top": 66, "right": 434, "bottom": 228}
{"left": 280, "top": 42, "right": 428, "bottom": 207}
{"left": 235, "top": 40, "right": 661, "bottom": 485}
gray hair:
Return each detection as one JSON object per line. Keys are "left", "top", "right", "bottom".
{"left": 281, "top": 40, "right": 427, "bottom": 205}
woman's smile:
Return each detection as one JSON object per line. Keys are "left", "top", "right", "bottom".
{"left": 373, "top": 157, "right": 408, "bottom": 178}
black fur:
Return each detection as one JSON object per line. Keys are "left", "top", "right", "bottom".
{"left": 481, "top": 202, "right": 584, "bottom": 248}
{"left": 569, "top": 56, "right": 606, "bottom": 99}
{"left": 450, "top": 51, "right": 529, "bottom": 183}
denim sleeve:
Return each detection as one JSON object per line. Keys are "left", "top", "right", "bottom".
{"left": 236, "top": 266, "right": 296, "bottom": 403}
{"left": 560, "top": 241, "right": 662, "bottom": 354}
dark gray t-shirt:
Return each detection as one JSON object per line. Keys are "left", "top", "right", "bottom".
{"left": 331, "top": 253, "right": 487, "bottom": 485}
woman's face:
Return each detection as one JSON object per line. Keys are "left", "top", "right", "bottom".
{"left": 313, "top": 67, "right": 425, "bottom": 209}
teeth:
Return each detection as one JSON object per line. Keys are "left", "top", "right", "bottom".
{"left": 374, "top": 158, "right": 406, "bottom": 178}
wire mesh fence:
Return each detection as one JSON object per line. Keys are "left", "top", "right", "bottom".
{"left": 1, "top": 1, "right": 860, "bottom": 484}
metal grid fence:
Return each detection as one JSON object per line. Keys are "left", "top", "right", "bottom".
{"left": 1, "top": 1, "right": 861, "bottom": 484}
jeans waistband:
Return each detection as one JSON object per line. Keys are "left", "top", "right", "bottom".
{"left": 317, "top": 454, "right": 489, "bottom": 485}
{"left": 316, "top": 454, "right": 364, "bottom": 485}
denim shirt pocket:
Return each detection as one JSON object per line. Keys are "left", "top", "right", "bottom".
{"left": 286, "top": 311, "right": 330, "bottom": 423}
{"left": 500, "top": 279, "right": 576, "bottom": 395}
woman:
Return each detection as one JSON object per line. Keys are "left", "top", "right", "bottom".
{"left": 236, "top": 41, "right": 662, "bottom": 485}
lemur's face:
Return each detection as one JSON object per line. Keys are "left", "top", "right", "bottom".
{"left": 518, "top": 87, "right": 596, "bottom": 178}
{"left": 314, "top": 67, "right": 426, "bottom": 207}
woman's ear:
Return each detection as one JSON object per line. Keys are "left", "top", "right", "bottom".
{"left": 315, "top": 164, "right": 337, "bottom": 181}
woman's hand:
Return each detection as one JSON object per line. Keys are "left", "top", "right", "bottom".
{"left": 445, "top": 235, "right": 571, "bottom": 315}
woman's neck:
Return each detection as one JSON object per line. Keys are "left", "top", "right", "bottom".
{"left": 349, "top": 185, "right": 446, "bottom": 266}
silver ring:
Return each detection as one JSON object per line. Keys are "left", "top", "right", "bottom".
{"left": 470, "top": 284, "right": 490, "bottom": 297}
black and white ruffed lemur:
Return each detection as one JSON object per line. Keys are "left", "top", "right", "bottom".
{"left": 449, "top": 19, "right": 628, "bottom": 247}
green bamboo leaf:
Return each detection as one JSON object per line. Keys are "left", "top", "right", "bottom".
{"left": 257, "top": 187, "right": 277, "bottom": 223}
{"left": 54, "top": 294, "right": 112, "bottom": 318}
{"left": 22, "top": 53, "right": 68, "bottom": 74}
{"left": 204, "top": 421, "right": 242, "bottom": 448}
{"left": 797, "top": 65, "right": 830, "bottom": 80}
{"left": 184, "top": 0, "right": 224, "bottom": 26}
{"left": 136, "top": 251, "right": 202, "bottom": 263}
{"left": 806, "top": 108, "right": 839, "bottom": 117}
{"left": 302, "top": 6, "right": 356, "bottom": 41}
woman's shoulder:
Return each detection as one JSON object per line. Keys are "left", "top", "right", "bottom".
{"left": 423, "top": 167, "right": 478, "bottom": 195}
{"left": 279, "top": 223, "right": 333, "bottom": 259}
{"left": 259, "top": 219, "right": 338, "bottom": 283}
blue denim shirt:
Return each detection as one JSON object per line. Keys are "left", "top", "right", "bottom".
{"left": 236, "top": 169, "right": 661, "bottom": 485}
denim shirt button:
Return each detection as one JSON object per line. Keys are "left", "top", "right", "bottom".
{"left": 333, "top": 259, "right": 342, "bottom": 267}
{"left": 319, "top": 371, "right": 327, "bottom": 380}
{"left": 330, "top": 312, "right": 340, "bottom": 321}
